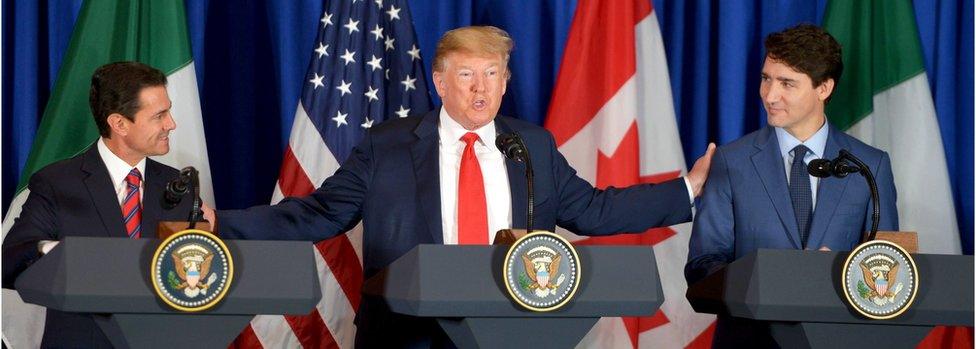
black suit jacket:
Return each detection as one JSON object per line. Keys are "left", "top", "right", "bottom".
{"left": 218, "top": 110, "right": 693, "bottom": 347}
{"left": 2, "top": 145, "right": 194, "bottom": 348}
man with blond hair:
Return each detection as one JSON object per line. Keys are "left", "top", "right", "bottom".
{"left": 205, "top": 26, "right": 715, "bottom": 346}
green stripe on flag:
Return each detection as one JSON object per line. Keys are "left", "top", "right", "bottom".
{"left": 17, "top": 0, "right": 193, "bottom": 191}
{"left": 823, "top": 0, "right": 927, "bottom": 130}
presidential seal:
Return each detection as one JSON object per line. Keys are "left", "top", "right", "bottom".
{"left": 841, "top": 240, "right": 918, "bottom": 319}
{"left": 503, "top": 231, "right": 581, "bottom": 312}
{"left": 150, "top": 229, "right": 234, "bottom": 312}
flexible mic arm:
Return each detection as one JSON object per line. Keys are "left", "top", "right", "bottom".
{"left": 187, "top": 167, "right": 203, "bottom": 228}
{"left": 496, "top": 133, "right": 534, "bottom": 233}
{"left": 838, "top": 150, "right": 880, "bottom": 243}
{"left": 807, "top": 150, "right": 880, "bottom": 243}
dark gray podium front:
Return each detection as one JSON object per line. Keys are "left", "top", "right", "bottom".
{"left": 14, "top": 236, "right": 321, "bottom": 349}
{"left": 687, "top": 249, "right": 974, "bottom": 348}
{"left": 363, "top": 244, "right": 663, "bottom": 348}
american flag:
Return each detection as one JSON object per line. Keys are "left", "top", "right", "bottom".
{"left": 230, "top": 0, "right": 431, "bottom": 347}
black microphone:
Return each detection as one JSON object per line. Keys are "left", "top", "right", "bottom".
{"left": 496, "top": 133, "right": 528, "bottom": 163}
{"left": 807, "top": 158, "right": 860, "bottom": 178}
{"left": 806, "top": 150, "right": 880, "bottom": 243}
{"left": 164, "top": 166, "right": 204, "bottom": 227}
{"left": 163, "top": 167, "right": 194, "bottom": 209}
{"left": 496, "top": 132, "right": 534, "bottom": 233}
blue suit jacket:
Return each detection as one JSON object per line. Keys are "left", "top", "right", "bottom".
{"left": 684, "top": 124, "right": 898, "bottom": 348}
{"left": 218, "top": 109, "right": 692, "bottom": 347}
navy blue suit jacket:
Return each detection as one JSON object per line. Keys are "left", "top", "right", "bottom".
{"left": 685, "top": 124, "right": 898, "bottom": 347}
{"left": 2, "top": 145, "right": 195, "bottom": 348}
{"left": 218, "top": 109, "right": 693, "bottom": 347}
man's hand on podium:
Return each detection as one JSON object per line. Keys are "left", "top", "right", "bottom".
{"left": 202, "top": 202, "right": 216, "bottom": 230}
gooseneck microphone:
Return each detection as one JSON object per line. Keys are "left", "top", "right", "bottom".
{"left": 496, "top": 132, "right": 534, "bottom": 233}
{"left": 807, "top": 149, "right": 880, "bottom": 243}
{"left": 163, "top": 166, "right": 204, "bottom": 227}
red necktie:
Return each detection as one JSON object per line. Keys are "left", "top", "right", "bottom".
{"left": 122, "top": 168, "right": 142, "bottom": 238}
{"left": 458, "top": 132, "right": 488, "bottom": 245}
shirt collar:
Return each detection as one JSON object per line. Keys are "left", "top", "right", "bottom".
{"left": 97, "top": 137, "right": 147, "bottom": 185}
{"left": 438, "top": 107, "right": 497, "bottom": 148}
{"left": 775, "top": 120, "right": 829, "bottom": 159}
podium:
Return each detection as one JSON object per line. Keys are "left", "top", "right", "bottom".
{"left": 363, "top": 244, "right": 664, "bottom": 348}
{"left": 14, "top": 236, "right": 321, "bottom": 348}
{"left": 687, "top": 249, "right": 974, "bottom": 348}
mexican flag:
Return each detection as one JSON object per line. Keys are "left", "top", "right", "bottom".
{"left": 823, "top": 1, "right": 971, "bottom": 347}
{"left": 1, "top": 1, "right": 213, "bottom": 347}
{"left": 823, "top": 0, "right": 960, "bottom": 254}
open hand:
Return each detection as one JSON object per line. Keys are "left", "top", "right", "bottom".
{"left": 687, "top": 143, "right": 717, "bottom": 197}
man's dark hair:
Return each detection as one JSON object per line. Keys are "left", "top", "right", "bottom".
{"left": 764, "top": 24, "right": 843, "bottom": 89}
{"left": 89, "top": 61, "right": 167, "bottom": 138}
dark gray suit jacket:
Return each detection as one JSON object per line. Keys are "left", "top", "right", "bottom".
{"left": 2, "top": 145, "right": 195, "bottom": 348}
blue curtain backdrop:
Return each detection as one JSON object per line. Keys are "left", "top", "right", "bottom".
{"left": 3, "top": 0, "right": 971, "bottom": 253}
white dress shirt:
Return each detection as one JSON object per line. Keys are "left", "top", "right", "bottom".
{"left": 775, "top": 121, "right": 829, "bottom": 211}
{"left": 97, "top": 137, "right": 147, "bottom": 205}
{"left": 438, "top": 109, "right": 512, "bottom": 244}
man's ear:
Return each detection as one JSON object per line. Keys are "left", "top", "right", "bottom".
{"left": 107, "top": 113, "right": 129, "bottom": 137}
{"left": 432, "top": 70, "right": 446, "bottom": 98}
{"left": 818, "top": 78, "right": 835, "bottom": 102}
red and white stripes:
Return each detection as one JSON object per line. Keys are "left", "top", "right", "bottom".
{"left": 231, "top": 103, "right": 364, "bottom": 349}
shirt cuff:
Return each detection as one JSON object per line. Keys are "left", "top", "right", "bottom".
{"left": 38, "top": 240, "right": 59, "bottom": 255}
{"left": 682, "top": 176, "right": 695, "bottom": 207}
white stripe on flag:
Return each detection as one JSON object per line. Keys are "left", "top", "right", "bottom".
{"left": 291, "top": 103, "right": 341, "bottom": 187}
{"left": 634, "top": 13, "right": 686, "bottom": 175}
{"left": 314, "top": 244, "right": 357, "bottom": 348}
{"left": 155, "top": 62, "right": 215, "bottom": 206}
{"left": 845, "top": 74, "right": 961, "bottom": 254}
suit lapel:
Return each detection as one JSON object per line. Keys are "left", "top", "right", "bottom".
{"left": 141, "top": 160, "right": 166, "bottom": 239}
{"left": 494, "top": 118, "right": 527, "bottom": 229}
{"left": 411, "top": 110, "right": 443, "bottom": 244}
{"left": 750, "top": 127, "right": 802, "bottom": 249}
{"left": 806, "top": 126, "right": 852, "bottom": 249}
{"left": 81, "top": 146, "right": 128, "bottom": 237}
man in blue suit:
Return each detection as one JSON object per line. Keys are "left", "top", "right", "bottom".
{"left": 205, "top": 26, "right": 715, "bottom": 347}
{"left": 684, "top": 24, "right": 898, "bottom": 348}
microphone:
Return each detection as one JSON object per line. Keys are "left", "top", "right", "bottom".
{"left": 496, "top": 132, "right": 534, "bottom": 233}
{"left": 807, "top": 158, "right": 859, "bottom": 178}
{"left": 806, "top": 150, "right": 880, "bottom": 243}
{"left": 164, "top": 167, "right": 204, "bottom": 227}
{"left": 163, "top": 167, "right": 194, "bottom": 209}
{"left": 496, "top": 133, "right": 528, "bottom": 163}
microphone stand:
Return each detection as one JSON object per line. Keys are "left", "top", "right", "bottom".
{"left": 838, "top": 150, "right": 880, "bottom": 243}
{"left": 518, "top": 137, "right": 535, "bottom": 233}
{"left": 186, "top": 167, "right": 203, "bottom": 229}
{"left": 496, "top": 133, "right": 535, "bottom": 233}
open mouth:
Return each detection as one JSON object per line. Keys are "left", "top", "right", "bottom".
{"left": 472, "top": 98, "right": 487, "bottom": 111}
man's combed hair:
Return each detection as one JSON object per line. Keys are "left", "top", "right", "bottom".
{"left": 89, "top": 61, "right": 167, "bottom": 138}
{"left": 433, "top": 26, "right": 514, "bottom": 76}
{"left": 764, "top": 24, "right": 843, "bottom": 88}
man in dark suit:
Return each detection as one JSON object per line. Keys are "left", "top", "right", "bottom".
{"left": 684, "top": 24, "right": 899, "bottom": 348}
{"left": 2, "top": 61, "right": 196, "bottom": 348}
{"left": 204, "top": 26, "right": 716, "bottom": 347}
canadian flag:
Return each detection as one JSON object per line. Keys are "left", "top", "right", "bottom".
{"left": 544, "top": 0, "right": 716, "bottom": 347}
